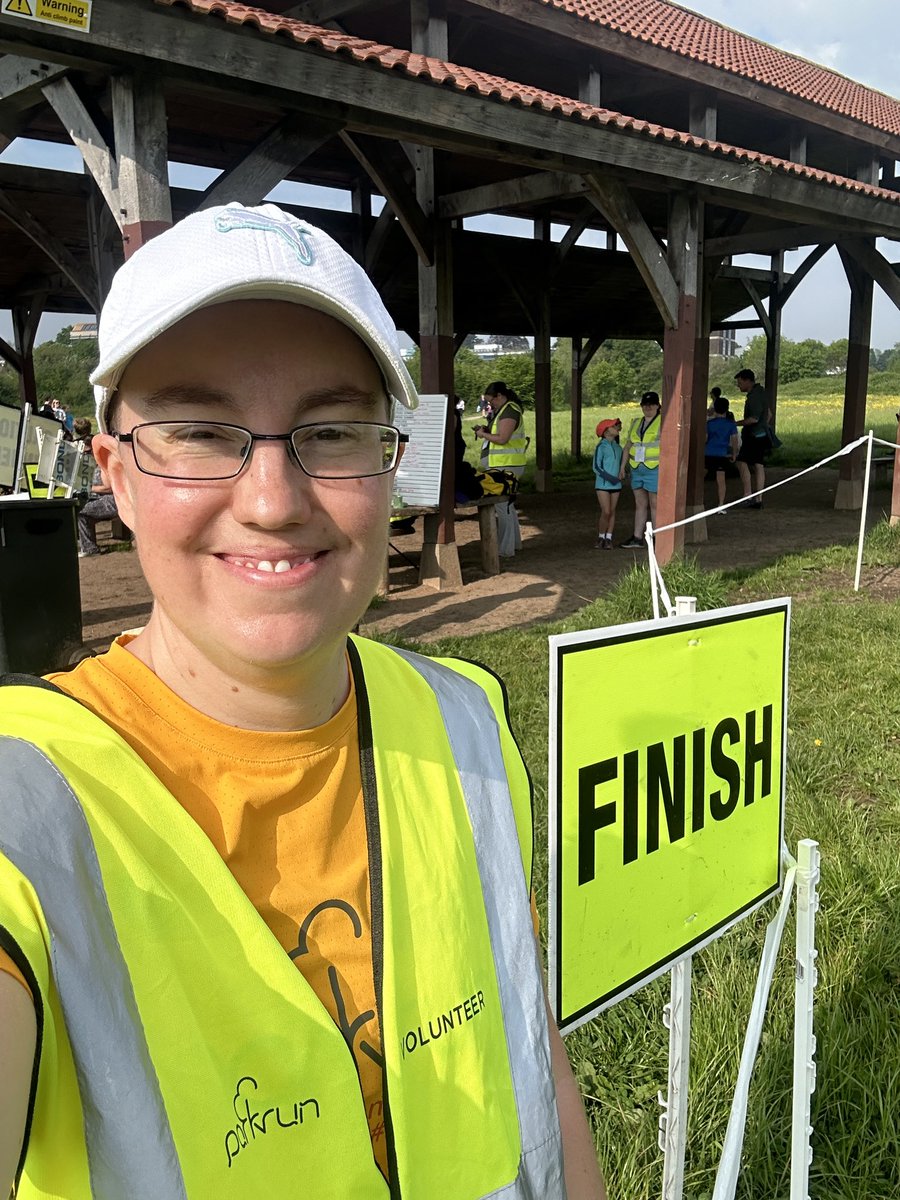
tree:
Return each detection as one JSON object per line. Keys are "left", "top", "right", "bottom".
{"left": 823, "top": 338, "right": 849, "bottom": 375}
{"left": 32, "top": 328, "right": 100, "bottom": 415}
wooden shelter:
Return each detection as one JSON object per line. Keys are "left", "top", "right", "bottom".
{"left": 0, "top": 0, "right": 898, "bottom": 575}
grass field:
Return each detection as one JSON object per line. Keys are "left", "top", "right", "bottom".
{"left": 382, "top": 524, "right": 900, "bottom": 1199}
{"left": 475, "top": 391, "right": 900, "bottom": 489}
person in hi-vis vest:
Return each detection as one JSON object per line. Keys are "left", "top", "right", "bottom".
{"left": 619, "top": 390, "right": 662, "bottom": 549}
{"left": 0, "top": 205, "right": 606, "bottom": 1200}
{"left": 473, "top": 380, "right": 528, "bottom": 558}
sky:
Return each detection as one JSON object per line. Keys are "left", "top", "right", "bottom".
{"left": 1, "top": 0, "right": 898, "bottom": 353}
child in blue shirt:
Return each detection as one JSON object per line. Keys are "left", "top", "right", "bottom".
{"left": 592, "top": 418, "right": 623, "bottom": 549}
{"left": 705, "top": 393, "right": 739, "bottom": 508}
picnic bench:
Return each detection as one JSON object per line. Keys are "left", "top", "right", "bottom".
{"left": 384, "top": 495, "right": 504, "bottom": 591}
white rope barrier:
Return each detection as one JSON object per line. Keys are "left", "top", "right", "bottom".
{"left": 644, "top": 431, "right": 900, "bottom": 605}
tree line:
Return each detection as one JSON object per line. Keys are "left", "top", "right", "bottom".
{"left": 0, "top": 327, "right": 898, "bottom": 415}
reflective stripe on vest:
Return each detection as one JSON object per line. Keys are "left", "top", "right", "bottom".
{"left": 487, "top": 401, "right": 527, "bottom": 468}
{"left": 627, "top": 414, "right": 661, "bottom": 470}
{"left": 0, "top": 644, "right": 564, "bottom": 1199}
{"left": 0, "top": 735, "right": 187, "bottom": 1200}
{"left": 391, "top": 649, "right": 564, "bottom": 1198}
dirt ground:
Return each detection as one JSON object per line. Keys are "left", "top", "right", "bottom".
{"left": 78, "top": 466, "right": 897, "bottom": 652}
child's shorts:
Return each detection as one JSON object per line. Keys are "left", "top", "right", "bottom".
{"left": 595, "top": 481, "right": 622, "bottom": 493}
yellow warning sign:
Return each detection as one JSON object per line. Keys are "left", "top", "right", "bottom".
{"left": 2, "top": 0, "right": 91, "bottom": 31}
{"left": 549, "top": 599, "right": 788, "bottom": 1033}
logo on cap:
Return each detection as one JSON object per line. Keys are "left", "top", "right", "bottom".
{"left": 214, "top": 210, "right": 315, "bottom": 266}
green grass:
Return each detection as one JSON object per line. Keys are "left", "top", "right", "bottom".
{"left": 381, "top": 524, "right": 900, "bottom": 1199}
{"left": 473, "top": 391, "right": 900, "bottom": 487}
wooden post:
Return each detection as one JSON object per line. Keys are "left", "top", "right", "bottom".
{"left": 112, "top": 74, "right": 172, "bottom": 258}
{"left": 657, "top": 194, "right": 701, "bottom": 563}
{"left": 12, "top": 300, "right": 43, "bottom": 410}
{"left": 570, "top": 336, "right": 582, "bottom": 459}
{"left": 890, "top": 415, "right": 900, "bottom": 527}
{"left": 765, "top": 251, "right": 784, "bottom": 428}
{"left": 685, "top": 263, "right": 712, "bottom": 543}
{"left": 410, "top": 4, "right": 460, "bottom": 587}
{"left": 835, "top": 248, "right": 874, "bottom": 510}
{"left": 533, "top": 218, "right": 552, "bottom": 492}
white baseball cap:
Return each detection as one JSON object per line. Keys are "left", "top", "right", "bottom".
{"left": 91, "top": 202, "right": 418, "bottom": 430}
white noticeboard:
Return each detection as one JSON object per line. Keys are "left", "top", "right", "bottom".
{"left": 392, "top": 393, "right": 447, "bottom": 508}
{"left": 0, "top": 402, "right": 22, "bottom": 489}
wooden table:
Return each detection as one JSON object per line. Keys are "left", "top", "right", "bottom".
{"left": 385, "top": 496, "right": 503, "bottom": 590}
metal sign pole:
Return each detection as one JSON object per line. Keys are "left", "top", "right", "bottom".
{"left": 790, "top": 839, "right": 820, "bottom": 1200}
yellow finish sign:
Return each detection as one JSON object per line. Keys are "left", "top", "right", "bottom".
{"left": 2, "top": 0, "right": 91, "bottom": 31}
{"left": 549, "top": 599, "right": 788, "bottom": 1033}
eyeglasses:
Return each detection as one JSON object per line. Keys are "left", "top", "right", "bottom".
{"left": 115, "top": 421, "right": 409, "bottom": 481}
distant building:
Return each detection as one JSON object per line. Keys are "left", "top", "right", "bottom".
{"left": 710, "top": 330, "right": 738, "bottom": 358}
{"left": 69, "top": 322, "right": 98, "bottom": 341}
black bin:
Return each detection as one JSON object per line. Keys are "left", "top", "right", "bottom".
{"left": 0, "top": 498, "right": 83, "bottom": 675}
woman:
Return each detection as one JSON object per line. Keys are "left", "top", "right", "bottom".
{"left": 473, "top": 380, "right": 528, "bottom": 558}
{"left": 619, "top": 391, "right": 661, "bottom": 549}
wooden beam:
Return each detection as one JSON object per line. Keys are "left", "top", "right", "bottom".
{"left": 5, "top": 2, "right": 900, "bottom": 237}
{"left": 586, "top": 174, "right": 678, "bottom": 328}
{"left": 718, "top": 264, "right": 782, "bottom": 284}
{"left": 42, "top": 75, "right": 117, "bottom": 215}
{"left": 411, "top": 0, "right": 447, "bottom": 60}
{"left": 112, "top": 72, "right": 172, "bottom": 254}
{"left": 789, "top": 126, "right": 808, "bottom": 166}
{"left": 363, "top": 203, "right": 395, "bottom": 276}
{"left": 0, "top": 53, "right": 66, "bottom": 107}
{"left": 341, "top": 132, "right": 432, "bottom": 266}
{"left": 838, "top": 238, "right": 900, "bottom": 311}
{"left": 689, "top": 92, "right": 716, "bottom": 142}
{"left": 835, "top": 247, "right": 874, "bottom": 509}
{"left": 0, "top": 189, "right": 99, "bottom": 311}
{"left": 554, "top": 202, "right": 594, "bottom": 269}
{"left": 740, "top": 278, "right": 772, "bottom": 339}
{"left": 706, "top": 224, "right": 836, "bottom": 256}
{"left": 197, "top": 113, "right": 342, "bottom": 211}
{"left": 282, "top": 0, "right": 375, "bottom": 21}
{"left": 0, "top": 332, "right": 22, "bottom": 372}
{"left": 712, "top": 319, "right": 764, "bottom": 331}
{"left": 439, "top": 170, "right": 587, "bottom": 220}
{"left": 776, "top": 242, "right": 831, "bottom": 307}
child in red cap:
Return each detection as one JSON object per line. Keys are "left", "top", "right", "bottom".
{"left": 592, "top": 418, "right": 623, "bottom": 549}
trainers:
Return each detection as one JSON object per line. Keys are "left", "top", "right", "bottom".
{"left": 620, "top": 536, "right": 645, "bottom": 549}
{"left": 594, "top": 537, "right": 605, "bottom": 550}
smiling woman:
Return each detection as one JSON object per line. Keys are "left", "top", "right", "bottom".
{"left": 0, "top": 204, "right": 604, "bottom": 1200}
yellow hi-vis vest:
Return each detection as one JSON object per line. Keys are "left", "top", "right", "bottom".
{"left": 487, "top": 400, "right": 528, "bottom": 469}
{"left": 0, "top": 638, "right": 564, "bottom": 1199}
{"left": 626, "top": 413, "right": 661, "bottom": 470}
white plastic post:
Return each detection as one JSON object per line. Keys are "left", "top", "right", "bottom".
{"left": 659, "top": 957, "right": 692, "bottom": 1200}
{"left": 854, "top": 431, "right": 875, "bottom": 592}
{"left": 791, "top": 840, "right": 820, "bottom": 1200}
{"left": 657, "top": 595, "right": 697, "bottom": 1200}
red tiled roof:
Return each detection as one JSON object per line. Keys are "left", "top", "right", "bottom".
{"left": 156, "top": 1, "right": 900, "bottom": 208}
{"left": 544, "top": 0, "right": 900, "bottom": 138}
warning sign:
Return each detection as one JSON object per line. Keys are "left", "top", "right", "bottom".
{"left": 549, "top": 599, "right": 788, "bottom": 1033}
{"left": 1, "top": 0, "right": 91, "bottom": 31}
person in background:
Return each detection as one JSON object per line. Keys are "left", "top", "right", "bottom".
{"left": 619, "top": 391, "right": 662, "bottom": 549}
{"left": 592, "top": 418, "right": 623, "bottom": 549}
{"left": 474, "top": 380, "right": 528, "bottom": 559}
{"left": 71, "top": 414, "right": 120, "bottom": 557}
{"left": 0, "top": 203, "right": 605, "bottom": 1200}
{"left": 707, "top": 385, "right": 733, "bottom": 418}
{"left": 705, "top": 394, "right": 739, "bottom": 509}
{"left": 734, "top": 368, "right": 772, "bottom": 508}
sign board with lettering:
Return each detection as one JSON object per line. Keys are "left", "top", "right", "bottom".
{"left": 0, "top": 402, "right": 22, "bottom": 489}
{"left": 1, "top": 0, "right": 92, "bottom": 32}
{"left": 549, "top": 599, "right": 789, "bottom": 1033}
{"left": 392, "top": 393, "right": 447, "bottom": 509}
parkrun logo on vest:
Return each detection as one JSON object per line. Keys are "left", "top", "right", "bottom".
{"left": 400, "top": 989, "right": 486, "bottom": 1059}
{"left": 224, "top": 1075, "right": 320, "bottom": 1168}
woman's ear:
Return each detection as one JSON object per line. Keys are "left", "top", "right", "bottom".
{"left": 92, "top": 432, "right": 137, "bottom": 530}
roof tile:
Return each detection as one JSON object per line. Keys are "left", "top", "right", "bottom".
{"left": 544, "top": 0, "right": 900, "bottom": 137}
{"left": 155, "top": 0, "right": 900, "bottom": 207}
